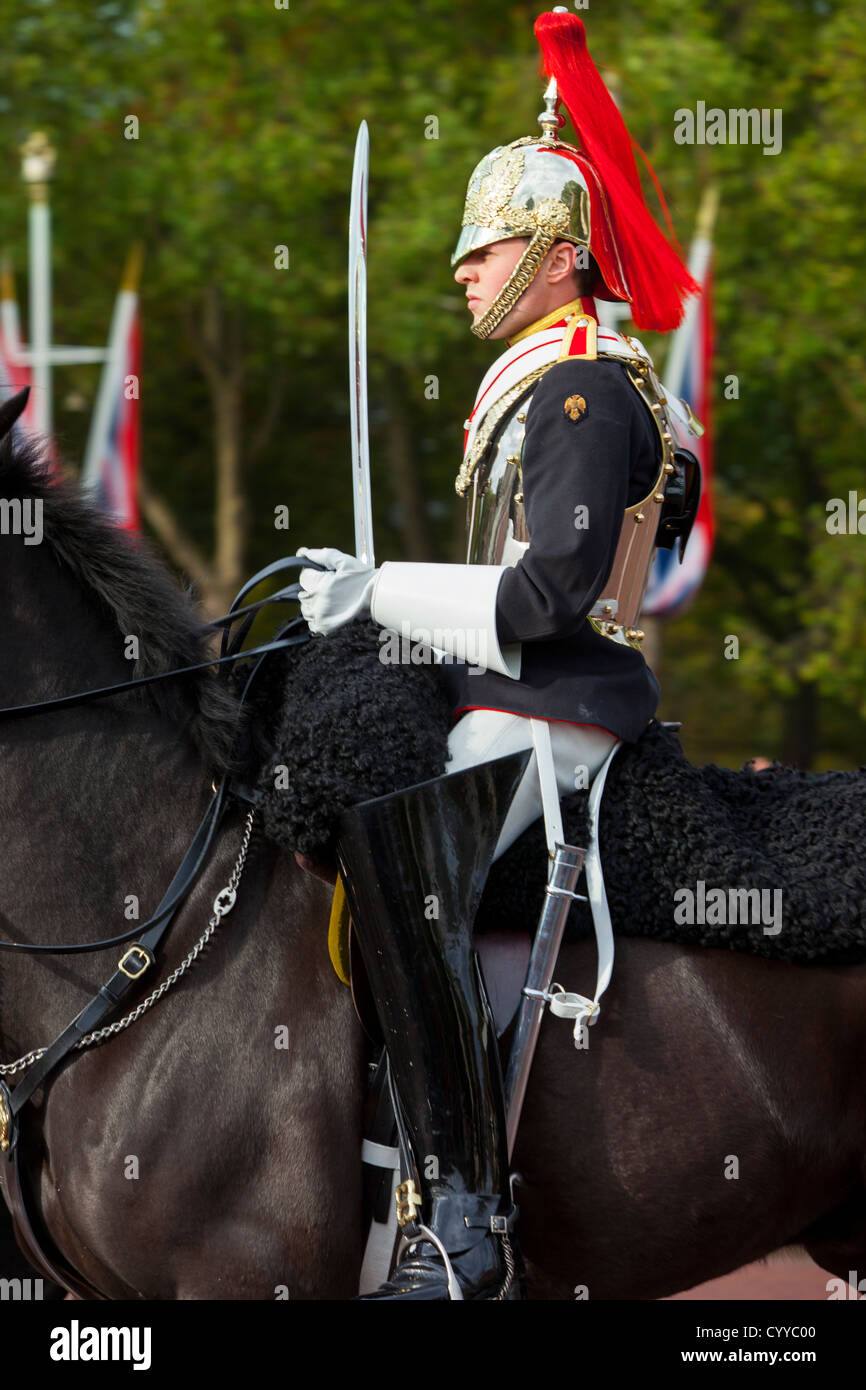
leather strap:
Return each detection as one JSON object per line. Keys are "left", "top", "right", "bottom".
{"left": 0, "top": 555, "right": 321, "bottom": 726}
{"left": 0, "top": 1140, "right": 107, "bottom": 1301}
{"left": 0, "top": 633, "right": 299, "bottom": 723}
{"left": 530, "top": 718, "right": 564, "bottom": 857}
{"left": 0, "top": 779, "right": 227, "bottom": 957}
{"left": 6, "top": 779, "right": 230, "bottom": 1116}
{"left": 547, "top": 739, "right": 621, "bottom": 1042}
{"left": 0, "top": 555, "right": 320, "bottom": 1295}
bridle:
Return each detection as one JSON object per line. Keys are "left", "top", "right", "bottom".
{"left": 0, "top": 555, "right": 321, "bottom": 1211}
{"left": 0, "top": 554, "right": 320, "bottom": 955}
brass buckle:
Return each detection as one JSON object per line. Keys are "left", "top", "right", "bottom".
{"left": 0, "top": 1086, "right": 11, "bottom": 1153}
{"left": 118, "top": 945, "right": 153, "bottom": 980}
{"left": 395, "top": 1179, "right": 423, "bottom": 1229}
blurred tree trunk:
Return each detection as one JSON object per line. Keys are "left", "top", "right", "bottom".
{"left": 197, "top": 285, "right": 247, "bottom": 612}
{"left": 780, "top": 680, "right": 818, "bottom": 769}
{"left": 140, "top": 284, "right": 249, "bottom": 616}
{"left": 381, "top": 377, "right": 431, "bottom": 561}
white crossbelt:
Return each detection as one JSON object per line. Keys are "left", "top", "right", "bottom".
{"left": 530, "top": 718, "right": 563, "bottom": 856}
{"left": 530, "top": 720, "right": 620, "bottom": 1044}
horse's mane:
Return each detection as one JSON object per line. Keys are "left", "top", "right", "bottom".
{"left": 0, "top": 432, "right": 244, "bottom": 774}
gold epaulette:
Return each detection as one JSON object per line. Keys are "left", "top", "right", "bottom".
{"left": 557, "top": 315, "right": 598, "bottom": 362}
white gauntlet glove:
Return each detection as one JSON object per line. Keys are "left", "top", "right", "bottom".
{"left": 296, "top": 546, "right": 378, "bottom": 636}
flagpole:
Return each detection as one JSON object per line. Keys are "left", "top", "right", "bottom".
{"left": 14, "top": 134, "right": 111, "bottom": 450}
{"left": 644, "top": 182, "right": 719, "bottom": 684}
{"left": 20, "top": 134, "right": 55, "bottom": 438}
{"left": 663, "top": 183, "right": 718, "bottom": 399}
{"left": 82, "top": 245, "right": 143, "bottom": 495}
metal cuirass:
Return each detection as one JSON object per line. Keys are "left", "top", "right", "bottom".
{"left": 461, "top": 354, "right": 698, "bottom": 651}
{"left": 464, "top": 374, "right": 543, "bottom": 571}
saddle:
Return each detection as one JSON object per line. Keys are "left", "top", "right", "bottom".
{"left": 259, "top": 620, "right": 866, "bottom": 969}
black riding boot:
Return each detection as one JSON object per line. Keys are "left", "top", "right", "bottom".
{"left": 336, "top": 750, "right": 530, "bottom": 1301}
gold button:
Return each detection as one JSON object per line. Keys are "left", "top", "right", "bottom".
{"left": 626, "top": 628, "right": 645, "bottom": 642}
{"left": 634, "top": 512, "right": 645, "bottom": 523}
{"left": 514, "top": 492, "right": 523, "bottom": 503}
{"left": 605, "top": 622, "right": 619, "bottom": 636}
{"left": 651, "top": 402, "right": 662, "bottom": 413}
{"left": 664, "top": 462, "right": 675, "bottom": 474}
{"left": 653, "top": 492, "right": 664, "bottom": 503}
{"left": 506, "top": 454, "right": 519, "bottom": 465}
{"left": 517, "top": 413, "right": 526, "bottom": 423}
{"left": 662, "top": 431, "right": 672, "bottom": 442}
{"left": 603, "top": 604, "right": 613, "bottom": 615}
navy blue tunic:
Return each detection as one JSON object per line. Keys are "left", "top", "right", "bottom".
{"left": 440, "top": 355, "right": 661, "bottom": 743}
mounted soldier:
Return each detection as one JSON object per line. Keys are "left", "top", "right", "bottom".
{"left": 298, "top": 8, "right": 701, "bottom": 1299}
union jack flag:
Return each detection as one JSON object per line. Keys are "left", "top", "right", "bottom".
{"left": 81, "top": 249, "right": 141, "bottom": 531}
{"left": 0, "top": 262, "right": 38, "bottom": 439}
{"left": 642, "top": 211, "right": 716, "bottom": 617}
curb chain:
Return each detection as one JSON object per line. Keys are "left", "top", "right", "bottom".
{"left": 0, "top": 809, "right": 255, "bottom": 1077}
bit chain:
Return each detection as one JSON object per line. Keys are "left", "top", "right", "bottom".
{"left": 0, "top": 810, "right": 255, "bottom": 1077}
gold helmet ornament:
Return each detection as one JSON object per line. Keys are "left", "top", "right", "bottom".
{"left": 453, "top": 9, "right": 700, "bottom": 340}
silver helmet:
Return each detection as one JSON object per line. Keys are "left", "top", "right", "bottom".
{"left": 452, "top": 81, "right": 628, "bottom": 339}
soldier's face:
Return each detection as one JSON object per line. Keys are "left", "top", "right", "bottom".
{"left": 454, "top": 236, "right": 577, "bottom": 339}
{"left": 454, "top": 238, "right": 527, "bottom": 331}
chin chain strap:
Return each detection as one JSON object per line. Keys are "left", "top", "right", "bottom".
{"left": 471, "top": 229, "right": 557, "bottom": 339}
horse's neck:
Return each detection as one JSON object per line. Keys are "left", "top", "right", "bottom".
{"left": 1, "top": 535, "right": 133, "bottom": 703}
{"left": 0, "top": 540, "right": 217, "bottom": 1046}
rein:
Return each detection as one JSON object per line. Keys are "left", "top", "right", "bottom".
{"left": 0, "top": 470, "right": 327, "bottom": 1294}
{"left": 0, "top": 553, "right": 326, "bottom": 1296}
{"left": 0, "top": 555, "right": 321, "bottom": 955}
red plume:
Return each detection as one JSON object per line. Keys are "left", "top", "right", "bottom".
{"left": 534, "top": 10, "right": 699, "bottom": 332}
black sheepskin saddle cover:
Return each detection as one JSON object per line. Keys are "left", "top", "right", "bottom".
{"left": 250, "top": 622, "right": 866, "bottom": 965}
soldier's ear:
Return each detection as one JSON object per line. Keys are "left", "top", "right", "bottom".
{"left": 547, "top": 240, "right": 579, "bottom": 285}
{"left": 0, "top": 387, "right": 30, "bottom": 442}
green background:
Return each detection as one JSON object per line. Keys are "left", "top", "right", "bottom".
{"left": 1, "top": 0, "right": 863, "bottom": 770}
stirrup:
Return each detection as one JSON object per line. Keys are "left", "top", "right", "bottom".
{"left": 395, "top": 1225, "right": 465, "bottom": 1300}
{"left": 380, "top": 1199, "right": 520, "bottom": 1302}
{"left": 376, "top": 1223, "right": 517, "bottom": 1301}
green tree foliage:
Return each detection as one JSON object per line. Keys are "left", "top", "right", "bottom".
{"left": 0, "top": 0, "right": 862, "bottom": 764}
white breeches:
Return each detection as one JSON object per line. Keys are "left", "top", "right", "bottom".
{"left": 445, "top": 709, "right": 618, "bottom": 862}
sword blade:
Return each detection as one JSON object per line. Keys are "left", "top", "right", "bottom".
{"left": 348, "top": 121, "right": 375, "bottom": 567}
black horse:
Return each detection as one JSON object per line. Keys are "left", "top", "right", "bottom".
{"left": 2, "top": 408, "right": 865, "bottom": 1299}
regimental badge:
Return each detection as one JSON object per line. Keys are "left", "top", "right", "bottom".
{"left": 563, "top": 394, "right": 588, "bottom": 422}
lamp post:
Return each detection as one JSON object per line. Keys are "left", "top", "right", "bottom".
{"left": 20, "top": 132, "right": 55, "bottom": 437}
{"left": 14, "top": 132, "right": 110, "bottom": 442}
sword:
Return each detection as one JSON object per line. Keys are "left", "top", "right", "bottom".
{"left": 503, "top": 733, "right": 621, "bottom": 1160}
{"left": 348, "top": 121, "right": 375, "bottom": 567}
{"left": 503, "top": 847, "right": 586, "bottom": 1160}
